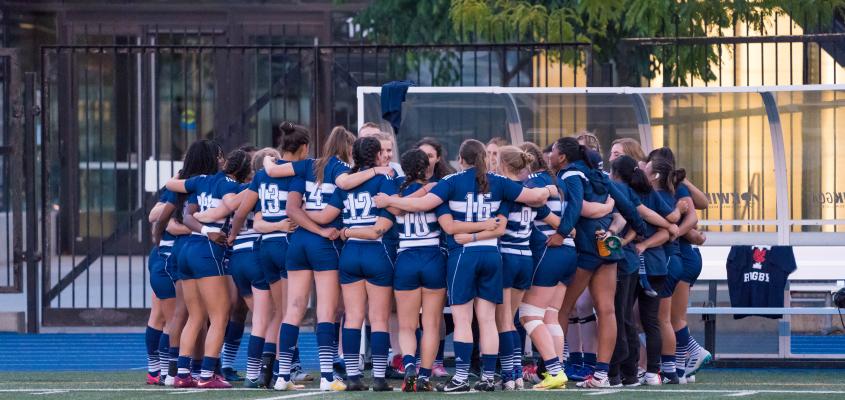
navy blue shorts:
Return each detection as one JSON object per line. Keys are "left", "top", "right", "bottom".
{"left": 394, "top": 246, "right": 447, "bottom": 291}
{"left": 164, "top": 236, "right": 187, "bottom": 281}
{"left": 531, "top": 244, "right": 577, "bottom": 287}
{"left": 339, "top": 241, "right": 394, "bottom": 287}
{"left": 179, "top": 235, "right": 229, "bottom": 279}
{"left": 259, "top": 235, "right": 289, "bottom": 284}
{"left": 658, "top": 254, "right": 684, "bottom": 298}
{"left": 678, "top": 245, "right": 702, "bottom": 286}
{"left": 447, "top": 247, "right": 502, "bottom": 305}
{"left": 286, "top": 230, "right": 342, "bottom": 272}
{"left": 148, "top": 247, "right": 176, "bottom": 300}
{"left": 642, "top": 247, "right": 668, "bottom": 276}
{"left": 229, "top": 244, "right": 268, "bottom": 296}
{"left": 501, "top": 252, "right": 533, "bottom": 290}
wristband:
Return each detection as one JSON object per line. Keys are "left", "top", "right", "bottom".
{"left": 200, "top": 226, "right": 220, "bottom": 237}
{"left": 472, "top": 233, "right": 477, "bottom": 242}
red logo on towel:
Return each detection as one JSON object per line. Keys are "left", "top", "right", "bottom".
{"left": 752, "top": 247, "right": 767, "bottom": 269}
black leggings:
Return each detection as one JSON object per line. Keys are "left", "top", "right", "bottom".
{"left": 610, "top": 272, "right": 639, "bottom": 379}
{"left": 637, "top": 275, "right": 666, "bottom": 374}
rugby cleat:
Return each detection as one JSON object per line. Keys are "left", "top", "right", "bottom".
{"left": 640, "top": 372, "right": 661, "bottom": 386}
{"left": 514, "top": 377, "right": 525, "bottom": 390}
{"left": 685, "top": 348, "right": 712, "bottom": 377}
{"left": 608, "top": 375, "right": 623, "bottom": 388}
{"left": 290, "top": 364, "right": 314, "bottom": 382}
{"left": 242, "top": 378, "right": 262, "bottom": 389}
{"left": 415, "top": 376, "right": 434, "bottom": 392}
{"left": 146, "top": 373, "right": 161, "bottom": 385}
{"left": 402, "top": 365, "right": 417, "bottom": 392}
{"left": 320, "top": 377, "right": 347, "bottom": 392}
{"left": 173, "top": 375, "right": 197, "bottom": 388}
{"left": 196, "top": 374, "right": 232, "bottom": 389}
{"left": 576, "top": 375, "right": 610, "bottom": 388}
{"left": 522, "top": 363, "right": 541, "bottom": 384}
{"left": 432, "top": 363, "right": 449, "bottom": 377}
{"left": 473, "top": 378, "right": 496, "bottom": 392}
{"left": 436, "top": 378, "right": 470, "bottom": 392}
{"left": 372, "top": 378, "right": 393, "bottom": 392}
{"left": 273, "top": 376, "right": 303, "bottom": 391}
{"left": 533, "top": 372, "right": 568, "bottom": 390}
{"left": 344, "top": 377, "right": 368, "bottom": 391}
{"left": 221, "top": 367, "right": 244, "bottom": 382}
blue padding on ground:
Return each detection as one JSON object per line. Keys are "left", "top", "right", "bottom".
{"left": 0, "top": 332, "right": 319, "bottom": 371}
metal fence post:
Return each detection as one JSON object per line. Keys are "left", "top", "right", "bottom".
{"left": 24, "top": 72, "right": 41, "bottom": 333}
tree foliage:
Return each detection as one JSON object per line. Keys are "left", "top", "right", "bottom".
{"left": 356, "top": 0, "right": 845, "bottom": 85}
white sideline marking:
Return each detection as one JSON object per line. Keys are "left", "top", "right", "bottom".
{"left": 168, "top": 389, "right": 208, "bottom": 395}
{"left": 29, "top": 391, "right": 69, "bottom": 395}
{"left": 260, "top": 392, "right": 333, "bottom": 400}
{"left": 586, "top": 389, "right": 622, "bottom": 395}
{"left": 725, "top": 391, "right": 758, "bottom": 397}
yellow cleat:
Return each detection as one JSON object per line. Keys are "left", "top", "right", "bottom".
{"left": 320, "top": 377, "right": 347, "bottom": 392}
{"left": 533, "top": 372, "right": 568, "bottom": 390}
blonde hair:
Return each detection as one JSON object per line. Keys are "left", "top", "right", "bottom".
{"left": 315, "top": 126, "right": 355, "bottom": 185}
{"left": 611, "top": 138, "right": 646, "bottom": 162}
{"left": 252, "top": 147, "right": 281, "bottom": 172}
{"left": 497, "top": 145, "right": 535, "bottom": 175}
{"left": 576, "top": 131, "right": 602, "bottom": 155}
{"left": 370, "top": 129, "right": 399, "bottom": 163}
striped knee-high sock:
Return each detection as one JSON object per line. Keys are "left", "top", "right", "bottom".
{"left": 509, "top": 330, "right": 523, "bottom": 377}
{"left": 200, "top": 356, "right": 218, "bottom": 381}
{"left": 246, "top": 335, "right": 265, "bottom": 381}
{"left": 675, "top": 327, "right": 691, "bottom": 377}
{"left": 277, "top": 323, "right": 299, "bottom": 381}
{"left": 452, "top": 341, "right": 472, "bottom": 383}
{"left": 316, "top": 322, "right": 336, "bottom": 381}
{"left": 498, "top": 332, "right": 514, "bottom": 382}
{"left": 157, "top": 333, "right": 170, "bottom": 378}
{"left": 145, "top": 326, "right": 163, "bottom": 376}
{"left": 342, "top": 328, "right": 362, "bottom": 378}
{"left": 221, "top": 321, "right": 245, "bottom": 370}
{"left": 371, "top": 331, "right": 390, "bottom": 379}
{"left": 435, "top": 339, "right": 445, "bottom": 367}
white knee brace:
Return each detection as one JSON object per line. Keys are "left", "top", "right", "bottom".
{"left": 519, "top": 303, "right": 546, "bottom": 335}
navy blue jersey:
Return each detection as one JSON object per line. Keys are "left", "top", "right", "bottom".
{"left": 328, "top": 173, "right": 397, "bottom": 242}
{"left": 184, "top": 171, "right": 241, "bottom": 232}
{"left": 726, "top": 246, "right": 796, "bottom": 319}
{"left": 499, "top": 199, "right": 549, "bottom": 256}
{"left": 157, "top": 188, "right": 179, "bottom": 252}
{"left": 675, "top": 183, "right": 694, "bottom": 250}
{"left": 233, "top": 183, "right": 259, "bottom": 244}
{"left": 289, "top": 156, "right": 351, "bottom": 229}
{"left": 656, "top": 189, "right": 680, "bottom": 256}
{"left": 430, "top": 168, "right": 524, "bottom": 249}
{"left": 525, "top": 171, "right": 561, "bottom": 237}
{"left": 636, "top": 190, "right": 674, "bottom": 239}
{"left": 250, "top": 163, "right": 297, "bottom": 236}
{"left": 395, "top": 181, "right": 448, "bottom": 251}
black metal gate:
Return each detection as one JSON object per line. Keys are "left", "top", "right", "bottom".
{"left": 38, "top": 39, "right": 590, "bottom": 326}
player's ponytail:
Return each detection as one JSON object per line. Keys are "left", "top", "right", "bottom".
{"left": 649, "top": 156, "right": 676, "bottom": 193}
{"left": 673, "top": 167, "right": 687, "bottom": 189}
{"left": 459, "top": 139, "right": 489, "bottom": 193}
{"left": 278, "top": 121, "right": 310, "bottom": 155}
{"left": 399, "top": 148, "right": 429, "bottom": 193}
{"left": 497, "top": 145, "right": 534, "bottom": 176}
{"left": 612, "top": 155, "right": 652, "bottom": 195}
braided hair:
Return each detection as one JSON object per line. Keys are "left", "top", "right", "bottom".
{"left": 399, "top": 149, "right": 429, "bottom": 193}
{"left": 350, "top": 136, "right": 382, "bottom": 173}
{"left": 224, "top": 149, "right": 251, "bottom": 183}
{"left": 459, "top": 139, "right": 489, "bottom": 193}
{"left": 174, "top": 139, "right": 222, "bottom": 222}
